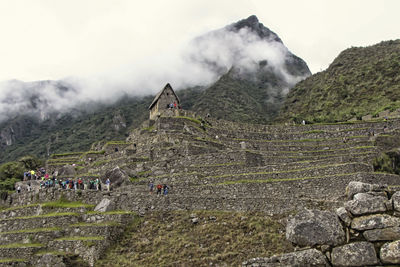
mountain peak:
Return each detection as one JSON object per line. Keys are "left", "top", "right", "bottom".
{"left": 228, "top": 15, "right": 282, "bottom": 43}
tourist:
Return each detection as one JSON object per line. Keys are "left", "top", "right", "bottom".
{"left": 17, "top": 185, "right": 21, "bottom": 193}
{"left": 163, "top": 184, "right": 169, "bottom": 196}
{"left": 156, "top": 184, "right": 162, "bottom": 195}
{"left": 106, "top": 178, "right": 111, "bottom": 191}
{"left": 148, "top": 181, "right": 154, "bottom": 194}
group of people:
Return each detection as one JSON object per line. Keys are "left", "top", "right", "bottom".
{"left": 40, "top": 177, "right": 109, "bottom": 191}
{"left": 166, "top": 102, "right": 181, "bottom": 109}
{"left": 23, "top": 167, "right": 47, "bottom": 181}
{"left": 19, "top": 168, "right": 112, "bottom": 193}
{"left": 148, "top": 181, "right": 169, "bottom": 196}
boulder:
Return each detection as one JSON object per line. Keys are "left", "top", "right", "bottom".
{"left": 380, "top": 240, "right": 400, "bottom": 264}
{"left": 94, "top": 198, "right": 114, "bottom": 212}
{"left": 351, "top": 214, "right": 400, "bottom": 231}
{"left": 363, "top": 226, "right": 400, "bottom": 241}
{"left": 336, "top": 207, "right": 352, "bottom": 226}
{"left": 392, "top": 191, "right": 400, "bottom": 212}
{"left": 242, "top": 249, "right": 329, "bottom": 267}
{"left": 346, "top": 181, "right": 382, "bottom": 200}
{"left": 103, "top": 166, "right": 130, "bottom": 187}
{"left": 344, "top": 193, "right": 387, "bottom": 215}
{"left": 278, "top": 249, "right": 329, "bottom": 267}
{"left": 57, "top": 165, "right": 76, "bottom": 176}
{"left": 286, "top": 209, "right": 345, "bottom": 247}
{"left": 331, "top": 242, "right": 378, "bottom": 266}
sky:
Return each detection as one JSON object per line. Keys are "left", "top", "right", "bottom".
{"left": 0, "top": 0, "right": 399, "bottom": 88}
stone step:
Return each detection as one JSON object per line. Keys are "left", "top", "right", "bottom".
{"left": 206, "top": 118, "right": 399, "bottom": 134}
{"left": 0, "top": 213, "right": 81, "bottom": 232}
{"left": 0, "top": 243, "right": 44, "bottom": 260}
{"left": 0, "top": 205, "right": 41, "bottom": 220}
{"left": 0, "top": 258, "right": 30, "bottom": 266}
{"left": 142, "top": 160, "right": 375, "bottom": 184}
{"left": 0, "top": 227, "right": 63, "bottom": 245}
{"left": 47, "top": 236, "right": 110, "bottom": 266}
{"left": 186, "top": 156, "right": 374, "bottom": 175}
{"left": 222, "top": 139, "right": 374, "bottom": 152}
{"left": 209, "top": 128, "right": 385, "bottom": 141}
{"left": 198, "top": 163, "right": 373, "bottom": 185}
{"left": 67, "top": 222, "right": 122, "bottom": 237}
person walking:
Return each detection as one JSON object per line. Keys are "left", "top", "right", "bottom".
{"left": 156, "top": 184, "right": 162, "bottom": 195}
{"left": 105, "top": 178, "right": 111, "bottom": 191}
{"left": 149, "top": 181, "right": 154, "bottom": 194}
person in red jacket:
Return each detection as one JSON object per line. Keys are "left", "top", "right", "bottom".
{"left": 156, "top": 184, "right": 162, "bottom": 195}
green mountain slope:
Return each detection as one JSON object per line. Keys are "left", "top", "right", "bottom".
{"left": 0, "top": 15, "right": 310, "bottom": 164}
{"left": 277, "top": 40, "right": 400, "bottom": 123}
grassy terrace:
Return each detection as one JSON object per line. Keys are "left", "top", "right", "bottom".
{"left": 190, "top": 162, "right": 245, "bottom": 168}
{"left": 203, "top": 163, "right": 366, "bottom": 180}
{"left": 0, "top": 243, "right": 43, "bottom": 249}
{"left": 261, "top": 151, "right": 375, "bottom": 159}
{"left": 70, "top": 222, "right": 120, "bottom": 227}
{"left": 50, "top": 152, "right": 85, "bottom": 158}
{"left": 85, "top": 210, "right": 134, "bottom": 216}
{"left": 54, "top": 236, "right": 105, "bottom": 241}
{"left": 0, "top": 227, "right": 61, "bottom": 235}
{"left": 0, "top": 258, "right": 28, "bottom": 263}
{"left": 1, "top": 204, "right": 39, "bottom": 212}
{"left": 250, "top": 145, "right": 376, "bottom": 154}
{"left": 212, "top": 172, "right": 363, "bottom": 185}
{"left": 0, "top": 212, "right": 79, "bottom": 221}
{"left": 42, "top": 201, "right": 94, "bottom": 209}
{"left": 97, "top": 211, "right": 292, "bottom": 267}
{"left": 231, "top": 135, "right": 372, "bottom": 143}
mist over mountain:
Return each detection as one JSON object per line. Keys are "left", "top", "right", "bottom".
{"left": 0, "top": 15, "right": 309, "bottom": 124}
{"left": 0, "top": 15, "right": 310, "bottom": 163}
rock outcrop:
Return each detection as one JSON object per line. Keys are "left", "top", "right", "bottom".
{"left": 243, "top": 181, "right": 400, "bottom": 266}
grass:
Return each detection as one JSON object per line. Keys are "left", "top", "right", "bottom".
{"left": 105, "top": 141, "right": 131, "bottom": 145}
{"left": 1, "top": 204, "right": 39, "bottom": 212}
{"left": 232, "top": 135, "right": 369, "bottom": 143}
{"left": 42, "top": 201, "right": 94, "bottom": 209}
{"left": 213, "top": 172, "right": 362, "bottom": 185}
{"left": 0, "top": 258, "right": 28, "bottom": 263}
{"left": 204, "top": 162, "right": 365, "bottom": 179}
{"left": 54, "top": 236, "right": 105, "bottom": 241}
{"left": 91, "top": 159, "right": 112, "bottom": 167}
{"left": 86, "top": 210, "right": 134, "bottom": 215}
{"left": 0, "top": 212, "right": 79, "bottom": 221}
{"left": 0, "top": 242, "right": 43, "bottom": 249}
{"left": 175, "top": 116, "right": 202, "bottom": 125}
{"left": 70, "top": 222, "right": 120, "bottom": 227}
{"left": 83, "top": 150, "right": 106, "bottom": 156}
{"left": 0, "top": 227, "right": 61, "bottom": 235}
{"left": 35, "top": 250, "right": 69, "bottom": 256}
{"left": 96, "top": 211, "right": 292, "bottom": 267}
{"left": 50, "top": 152, "right": 85, "bottom": 158}
{"left": 190, "top": 162, "right": 244, "bottom": 168}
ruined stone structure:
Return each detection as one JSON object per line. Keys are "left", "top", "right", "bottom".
{"left": 243, "top": 181, "right": 400, "bottom": 266}
{"left": 148, "top": 83, "right": 180, "bottom": 120}
{"left": 2, "top": 115, "right": 400, "bottom": 265}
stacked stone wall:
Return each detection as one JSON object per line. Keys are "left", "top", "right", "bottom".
{"left": 243, "top": 181, "right": 400, "bottom": 266}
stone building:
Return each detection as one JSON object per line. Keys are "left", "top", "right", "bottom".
{"left": 148, "top": 83, "right": 180, "bottom": 120}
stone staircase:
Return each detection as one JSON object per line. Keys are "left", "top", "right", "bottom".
{"left": 0, "top": 202, "right": 134, "bottom": 266}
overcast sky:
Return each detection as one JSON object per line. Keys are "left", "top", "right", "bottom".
{"left": 0, "top": 0, "right": 399, "bottom": 84}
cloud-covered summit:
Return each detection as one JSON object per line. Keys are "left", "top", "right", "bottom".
{"left": 0, "top": 15, "right": 310, "bottom": 123}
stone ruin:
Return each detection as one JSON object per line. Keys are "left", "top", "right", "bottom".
{"left": 243, "top": 181, "right": 400, "bottom": 266}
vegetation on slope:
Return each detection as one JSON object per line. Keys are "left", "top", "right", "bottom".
{"left": 0, "top": 155, "right": 42, "bottom": 192}
{"left": 97, "top": 211, "right": 292, "bottom": 267}
{"left": 278, "top": 40, "right": 400, "bottom": 123}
